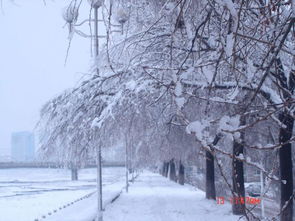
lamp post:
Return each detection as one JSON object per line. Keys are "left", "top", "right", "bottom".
{"left": 62, "top": 1, "right": 128, "bottom": 220}
{"left": 260, "top": 170, "right": 265, "bottom": 218}
{"left": 96, "top": 139, "right": 103, "bottom": 221}
{"left": 125, "top": 142, "right": 129, "bottom": 193}
{"left": 87, "top": 2, "right": 104, "bottom": 220}
{"left": 116, "top": 8, "right": 129, "bottom": 35}
{"left": 88, "top": 2, "right": 104, "bottom": 220}
{"left": 62, "top": 3, "right": 79, "bottom": 38}
{"left": 88, "top": 0, "right": 103, "bottom": 76}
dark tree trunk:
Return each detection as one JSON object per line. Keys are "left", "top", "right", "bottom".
{"left": 178, "top": 161, "right": 185, "bottom": 185}
{"left": 163, "top": 162, "right": 169, "bottom": 177}
{"left": 279, "top": 111, "right": 294, "bottom": 221}
{"left": 71, "top": 168, "right": 78, "bottom": 181}
{"left": 232, "top": 118, "right": 245, "bottom": 215}
{"left": 275, "top": 58, "right": 294, "bottom": 221}
{"left": 169, "top": 159, "right": 177, "bottom": 182}
{"left": 205, "top": 135, "right": 221, "bottom": 200}
{"left": 206, "top": 150, "right": 216, "bottom": 199}
{"left": 161, "top": 162, "right": 165, "bottom": 176}
{"left": 227, "top": 0, "right": 245, "bottom": 213}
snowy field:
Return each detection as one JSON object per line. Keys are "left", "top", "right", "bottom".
{"left": 0, "top": 167, "right": 125, "bottom": 221}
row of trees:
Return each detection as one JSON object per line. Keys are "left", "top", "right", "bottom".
{"left": 38, "top": 0, "right": 295, "bottom": 220}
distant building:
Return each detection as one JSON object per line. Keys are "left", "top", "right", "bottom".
{"left": 11, "top": 131, "right": 35, "bottom": 162}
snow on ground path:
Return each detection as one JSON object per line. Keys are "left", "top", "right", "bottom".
{"left": 44, "top": 180, "right": 126, "bottom": 221}
{"left": 0, "top": 167, "right": 125, "bottom": 221}
{"left": 104, "top": 172, "right": 241, "bottom": 221}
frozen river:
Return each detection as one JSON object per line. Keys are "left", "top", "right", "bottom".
{"left": 0, "top": 167, "right": 125, "bottom": 221}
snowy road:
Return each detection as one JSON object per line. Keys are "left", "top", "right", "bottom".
{"left": 104, "top": 172, "right": 241, "bottom": 221}
{"left": 0, "top": 167, "right": 125, "bottom": 221}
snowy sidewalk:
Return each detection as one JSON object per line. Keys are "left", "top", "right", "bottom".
{"left": 104, "top": 172, "right": 240, "bottom": 221}
{"left": 42, "top": 181, "right": 125, "bottom": 221}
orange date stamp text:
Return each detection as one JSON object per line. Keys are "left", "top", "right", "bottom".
{"left": 216, "top": 196, "right": 261, "bottom": 205}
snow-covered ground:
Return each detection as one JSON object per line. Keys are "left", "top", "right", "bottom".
{"left": 2, "top": 169, "right": 270, "bottom": 221}
{"left": 45, "top": 181, "right": 126, "bottom": 221}
{"left": 0, "top": 167, "right": 125, "bottom": 221}
{"left": 104, "top": 172, "right": 241, "bottom": 221}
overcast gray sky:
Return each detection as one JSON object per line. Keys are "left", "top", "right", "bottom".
{"left": 0, "top": 0, "right": 95, "bottom": 156}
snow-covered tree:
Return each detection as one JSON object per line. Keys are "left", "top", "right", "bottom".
{"left": 38, "top": 0, "right": 294, "bottom": 219}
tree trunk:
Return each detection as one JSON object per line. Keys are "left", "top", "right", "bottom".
{"left": 205, "top": 135, "right": 221, "bottom": 200}
{"left": 169, "top": 159, "right": 177, "bottom": 182}
{"left": 279, "top": 111, "right": 294, "bottom": 221}
{"left": 178, "top": 161, "right": 185, "bottom": 185}
{"left": 161, "top": 162, "right": 165, "bottom": 176}
{"left": 275, "top": 59, "right": 294, "bottom": 221}
{"left": 206, "top": 150, "right": 216, "bottom": 199}
{"left": 71, "top": 168, "right": 78, "bottom": 181}
{"left": 232, "top": 117, "right": 246, "bottom": 215}
{"left": 232, "top": 125, "right": 245, "bottom": 215}
{"left": 163, "top": 162, "right": 169, "bottom": 177}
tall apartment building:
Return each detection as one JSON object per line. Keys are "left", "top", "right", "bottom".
{"left": 11, "top": 131, "right": 35, "bottom": 162}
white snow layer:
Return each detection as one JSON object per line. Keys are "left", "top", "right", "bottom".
{"left": 186, "top": 120, "right": 210, "bottom": 145}
{"left": 226, "top": 33, "right": 234, "bottom": 57}
{"left": 104, "top": 172, "right": 240, "bottom": 221}
{"left": 1, "top": 169, "right": 243, "bottom": 221}
{"left": 0, "top": 167, "right": 125, "bottom": 221}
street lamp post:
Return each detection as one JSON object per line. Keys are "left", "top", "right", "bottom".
{"left": 88, "top": 0, "right": 102, "bottom": 76}
{"left": 260, "top": 170, "right": 265, "bottom": 218}
{"left": 62, "top": 1, "right": 129, "bottom": 220}
{"left": 88, "top": 2, "right": 104, "bottom": 220}
{"left": 96, "top": 141, "right": 103, "bottom": 221}
{"left": 125, "top": 143, "right": 129, "bottom": 193}
{"left": 116, "top": 8, "right": 129, "bottom": 35}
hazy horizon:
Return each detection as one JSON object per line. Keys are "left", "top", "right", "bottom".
{"left": 0, "top": 1, "right": 96, "bottom": 156}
